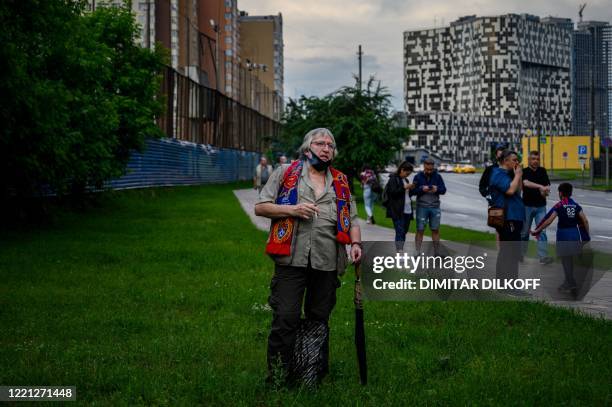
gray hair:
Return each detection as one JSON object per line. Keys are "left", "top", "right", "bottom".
{"left": 298, "top": 128, "right": 338, "bottom": 159}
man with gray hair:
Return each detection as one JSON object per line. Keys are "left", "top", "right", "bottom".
{"left": 255, "top": 128, "right": 362, "bottom": 385}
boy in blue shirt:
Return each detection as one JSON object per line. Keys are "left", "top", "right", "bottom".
{"left": 531, "top": 183, "right": 591, "bottom": 295}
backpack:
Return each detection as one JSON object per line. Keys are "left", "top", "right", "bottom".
{"left": 479, "top": 165, "right": 494, "bottom": 198}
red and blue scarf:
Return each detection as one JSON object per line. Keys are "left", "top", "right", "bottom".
{"left": 266, "top": 160, "right": 352, "bottom": 256}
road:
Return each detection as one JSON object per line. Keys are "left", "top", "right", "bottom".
{"left": 436, "top": 173, "right": 612, "bottom": 242}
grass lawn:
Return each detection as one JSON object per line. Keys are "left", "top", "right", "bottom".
{"left": 1, "top": 183, "right": 612, "bottom": 405}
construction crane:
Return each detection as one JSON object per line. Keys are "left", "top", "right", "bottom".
{"left": 579, "top": 3, "right": 586, "bottom": 22}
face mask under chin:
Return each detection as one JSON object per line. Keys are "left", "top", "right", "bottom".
{"left": 307, "top": 151, "right": 332, "bottom": 171}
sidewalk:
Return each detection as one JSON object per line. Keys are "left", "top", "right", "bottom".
{"left": 234, "top": 188, "right": 612, "bottom": 320}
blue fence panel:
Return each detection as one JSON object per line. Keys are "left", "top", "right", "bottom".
{"left": 107, "top": 138, "right": 259, "bottom": 190}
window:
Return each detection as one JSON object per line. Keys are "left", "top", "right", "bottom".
{"left": 225, "top": 49, "right": 233, "bottom": 56}
{"left": 225, "top": 24, "right": 232, "bottom": 32}
{"left": 224, "top": 13, "right": 232, "bottom": 20}
{"left": 225, "top": 36, "right": 232, "bottom": 44}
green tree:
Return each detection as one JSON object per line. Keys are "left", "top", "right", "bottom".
{"left": 279, "top": 77, "right": 409, "bottom": 186}
{"left": 0, "top": 0, "right": 166, "bottom": 204}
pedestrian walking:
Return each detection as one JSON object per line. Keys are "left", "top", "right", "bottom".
{"left": 382, "top": 161, "right": 416, "bottom": 250}
{"left": 360, "top": 165, "right": 379, "bottom": 224}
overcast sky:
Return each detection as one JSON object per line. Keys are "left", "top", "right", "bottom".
{"left": 239, "top": 0, "right": 612, "bottom": 111}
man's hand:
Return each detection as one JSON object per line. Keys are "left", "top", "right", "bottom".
{"left": 514, "top": 165, "right": 523, "bottom": 178}
{"left": 404, "top": 182, "right": 416, "bottom": 190}
{"left": 539, "top": 185, "right": 550, "bottom": 197}
{"left": 431, "top": 185, "right": 438, "bottom": 193}
{"left": 292, "top": 203, "right": 319, "bottom": 220}
{"left": 350, "top": 244, "right": 362, "bottom": 264}
{"left": 422, "top": 185, "right": 430, "bottom": 192}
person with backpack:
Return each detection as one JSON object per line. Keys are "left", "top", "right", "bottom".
{"left": 360, "top": 165, "right": 380, "bottom": 224}
{"left": 382, "top": 161, "right": 416, "bottom": 250}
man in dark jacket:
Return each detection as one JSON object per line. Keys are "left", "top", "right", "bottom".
{"left": 411, "top": 158, "right": 446, "bottom": 254}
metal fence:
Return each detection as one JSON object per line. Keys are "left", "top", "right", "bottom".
{"left": 158, "top": 66, "right": 281, "bottom": 152}
{"left": 106, "top": 66, "right": 280, "bottom": 189}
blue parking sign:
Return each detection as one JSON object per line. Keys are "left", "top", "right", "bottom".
{"left": 578, "top": 145, "right": 587, "bottom": 155}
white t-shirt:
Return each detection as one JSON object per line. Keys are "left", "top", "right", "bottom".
{"left": 403, "top": 178, "right": 412, "bottom": 214}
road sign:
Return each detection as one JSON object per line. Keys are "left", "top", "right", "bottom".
{"left": 540, "top": 136, "right": 546, "bottom": 144}
{"left": 578, "top": 145, "right": 587, "bottom": 155}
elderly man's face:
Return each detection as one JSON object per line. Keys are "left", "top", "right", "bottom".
{"left": 309, "top": 135, "right": 335, "bottom": 162}
{"left": 424, "top": 162, "right": 434, "bottom": 175}
{"left": 260, "top": 157, "right": 267, "bottom": 166}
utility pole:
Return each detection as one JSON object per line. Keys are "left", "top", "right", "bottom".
{"left": 589, "top": 26, "right": 595, "bottom": 186}
{"left": 357, "top": 45, "right": 363, "bottom": 91}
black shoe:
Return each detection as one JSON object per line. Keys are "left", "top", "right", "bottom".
{"left": 558, "top": 284, "right": 577, "bottom": 294}
{"left": 539, "top": 257, "right": 554, "bottom": 265}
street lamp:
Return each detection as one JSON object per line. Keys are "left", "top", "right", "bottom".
{"left": 209, "top": 19, "right": 220, "bottom": 91}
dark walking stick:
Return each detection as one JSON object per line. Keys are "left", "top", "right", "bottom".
{"left": 354, "top": 262, "right": 367, "bottom": 385}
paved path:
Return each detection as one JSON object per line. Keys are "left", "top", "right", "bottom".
{"left": 234, "top": 188, "right": 612, "bottom": 320}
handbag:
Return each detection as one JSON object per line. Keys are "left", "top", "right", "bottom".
{"left": 487, "top": 206, "right": 505, "bottom": 229}
{"left": 487, "top": 181, "right": 507, "bottom": 229}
